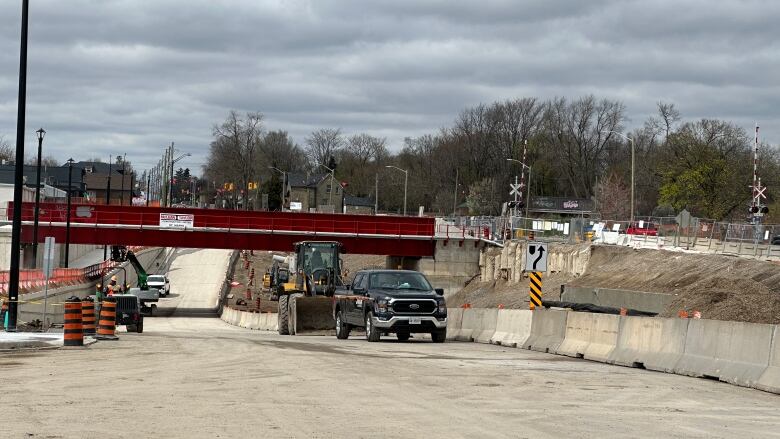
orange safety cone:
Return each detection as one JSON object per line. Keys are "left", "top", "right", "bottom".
{"left": 245, "top": 288, "right": 252, "bottom": 300}
{"left": 678, "top": 310, "right": 689, "bottom": 319}
{"left": 692, "top": 310, "right": 702, "bottom": 319}
{"left": 620, "top": 308, "right": 628, "bottom": 316}
{"left": 498, "top": 304, "right": 504, "bottom": 309}
{"left": 81, "top": 297, "right": 96, "bottom": 336}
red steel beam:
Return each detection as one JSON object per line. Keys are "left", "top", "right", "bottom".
{"left": 11, "top": 203, "right": 436, "bottom": 257}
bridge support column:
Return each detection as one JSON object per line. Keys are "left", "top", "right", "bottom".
{"left": 388, "top": 240, "right": 481, "bottom": 298}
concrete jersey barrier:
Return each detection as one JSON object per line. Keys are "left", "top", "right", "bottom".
{"left": 556, "top": 311, "right": 595, "bottom": 358}
{"left": 608, "top": 316, "right": 689, "bottom": 373}
{"left": 490, "top": 309, "right": 532, "bottom": 347}
{"left": 583, "top": 313, "right": 620, "bottom": 362}
{"left": 674, "top": 319, "right": 774, "bottom": 388}
{"left": 472, "top": 308, "right": 499, "bottom": 344}
{"left": 756, "top": 325, "right": 780, "bottom": 394}
{"left": 455, "top": 309, "right": 480, "bottom": 342}
{"left": 523, "top": 308, "right": 568, "bottom": 353}
{"left": 446, "top": 308, "right": 464, "bottom": 341}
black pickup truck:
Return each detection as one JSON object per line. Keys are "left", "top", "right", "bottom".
{"left": 333, "top": 269, "right": 447, "bottom": 342}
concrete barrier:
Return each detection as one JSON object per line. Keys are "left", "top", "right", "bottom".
{"left": 472, "top": 308, "right": 499, "bottom": 344}
{"left": 556, "top": 311, "right": 594, "bottom": 358}
{"left": 583, "top": 313, "right": 620, "bottom": 362}
{"left": 490, "top": 309, "right": 532, "bottom": 347}
{"left": 674, "top": 319, "right": 774, "bottom": 388}
{"left": 522, "top": 308, "right": 568, "bottom": 353}
{"left": 263, "top": 313, "right": 279, "bottom": 331}
{"left": 455, "top": 308, "right": 480, "bottom": 341}
{"left": 446, "top": 308, "right": 464, "bottom": 341}
{"left": 608, "top": 316, "right": 689, "bottom": 372}
{"left": 756, "top": 325, "right": 780, "bottom": 394}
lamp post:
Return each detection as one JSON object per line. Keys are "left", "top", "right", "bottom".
{"left": 169, "top": 152, "right": 191, "bottom": 206}
{"left": 506, "top": 159, "right": 531, "bottom": 219}
{"left": 8, "top": 0, "right": 31, "bottom": 331}
{"left": 319, "top": 163, "right": 336, "bottom": 211}
{"left": 64, "top": 158, "right": 74, "bottom": 268}
{"left": 31, "top": 127, "right": 45, "bottom": 268}
{"left": 385, "top": 165, "right": 408, "bottom": 216}
{"left": 268, "top": 166, "right": 287, "bottom": 211}
{"left": 604, "top": 130, "right": 635, "bottom": 224}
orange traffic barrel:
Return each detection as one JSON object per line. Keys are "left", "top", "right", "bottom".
{"left": 63, "top": 297, "right": 84, "bottom": 347}
{"left": 81, "top": 297, "right": 96, "bottom": 336}
{"left": 96, "top": 297, "right": 119, "bottom": 341}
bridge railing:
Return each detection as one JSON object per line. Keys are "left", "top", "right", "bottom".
{"left": 7, "top": 203, "right": 436, "bottom": 238}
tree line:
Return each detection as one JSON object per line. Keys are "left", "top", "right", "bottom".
{"left": 202, "top": 98, "right": 780, "bottom": 222}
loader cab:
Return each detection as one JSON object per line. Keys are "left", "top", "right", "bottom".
{"left": 294, "top": 241, "right": 345, "bottom": 294}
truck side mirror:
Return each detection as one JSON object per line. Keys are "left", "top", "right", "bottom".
{"left": 435, "top": 288, "right": 444, "bottom": 296}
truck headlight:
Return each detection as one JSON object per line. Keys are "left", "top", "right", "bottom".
{"left": 377, "top": 299, "right": 390, "bottom": 313}
{"left": 437, "top": 301, "right": 446, "bottom": 314}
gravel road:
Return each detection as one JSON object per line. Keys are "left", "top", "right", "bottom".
{"left": 2, "top": 248, "right": 778, "bottom": 439}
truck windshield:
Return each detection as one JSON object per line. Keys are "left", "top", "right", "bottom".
{"left": 305, "top": 243, "right": 334, "bottom": 271}
{"left": 369, "top": 272, "right": 432, "bottom": 291}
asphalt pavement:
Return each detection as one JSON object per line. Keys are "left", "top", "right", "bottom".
{"left": 1, "top": 248, "right": 778, "bottom": 439}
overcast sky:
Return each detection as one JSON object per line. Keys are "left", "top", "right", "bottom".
{"left": 1, "top": 0, "right": 778, "bottom": 174}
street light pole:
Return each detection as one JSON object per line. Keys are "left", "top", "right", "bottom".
{"left": 506, "top": 159, "right": 531, "bottom": 219}
{"left": 169, "top": 152, "right": 191, "bottom": 207}
{"left": 64, "top": 158, "right": 74, "bottom": 268}
{"left": 7, "top": 0, "right": 31, "bottom": 331}
{"left": 268, "top": 166, "right": 287, "bottom": 211}
{"left": 385, "top": 165, "right": 408, "bottom": 216}
{"left": 604, "top": 130, "right": 635, "bottom": 224}
{"left": 32, "top": 128, "right": 45, "bottom": 268}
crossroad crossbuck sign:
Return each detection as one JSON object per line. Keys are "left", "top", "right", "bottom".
{"left": 525, "top": 242, "right": 548, "bottom": 272}
{"left": 510, "top": 183, "right": 522, "bottom": 196}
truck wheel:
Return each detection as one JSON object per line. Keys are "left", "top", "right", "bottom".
{"left": 365, "top": 311, "right": 381, "bottom": 342}
{"left": 431, "top": 329, "right": 446, "bottom": 343}
{"left": 396, "top": 331, "right": 410, "bottom": 342}
{"left": 137, "top": 318, "right": 144, "bottom": 333}
{"left": 278, "top": 295, "right": 290, "bottom": 335}
{"left": 335, "top": 310, "right": 350, "bottom": 340}
{"left": 126, "top": 325, "right": 137, "bottom": 332}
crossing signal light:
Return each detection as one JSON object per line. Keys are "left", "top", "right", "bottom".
{"left": 761, "top": 206, "right": 769, "bottom": 214}
{"left": 751, "top": 206, "right": 759, "bottom": 213}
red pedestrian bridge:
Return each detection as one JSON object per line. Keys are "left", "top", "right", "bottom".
{"left": 6, "top": 202, "right": 465, "bottom": 257}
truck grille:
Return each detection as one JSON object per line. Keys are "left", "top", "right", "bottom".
{"left": 392, "top": 300, "right": 436, "bottom": 314}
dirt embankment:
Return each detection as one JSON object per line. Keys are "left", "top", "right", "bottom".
{"left": 449, "top": 244, "right": 780, "bottom": 325}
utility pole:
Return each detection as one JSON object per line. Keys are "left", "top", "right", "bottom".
{"left": 375, "top": 173, "right": 379, "bottom": 215}
{"left": 452, "top": 168, "right": 458, "bottom": 216}
{"left": 8, "top": 0, "right": 31, "bottom": 331}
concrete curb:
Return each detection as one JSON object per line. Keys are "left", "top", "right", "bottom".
{"left": 220, "top": 306, "right": 278, "bottom": 332}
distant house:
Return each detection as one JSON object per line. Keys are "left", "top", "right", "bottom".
{"left": 344, "top": 195, "right": 374, "bottom": 215}
{"left": 71, "top": 161, "right": 135, "bottom": 205}
{"left": 286, "top": 173, "right": 344, "bottom": 213}
{"left": 0, "top": 163, "right": 86, "bottom": 199}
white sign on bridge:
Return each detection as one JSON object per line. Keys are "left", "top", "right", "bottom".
{"left": 160, "top": 213, "right": 194, "bottom": 229}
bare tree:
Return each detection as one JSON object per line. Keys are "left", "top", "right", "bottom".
{"left": 305, "top": 128, "right": 344, "bottom": 167}
{"left": 205, "top": 111, "right": 264, "bottom": 209}
{"left": 259, "top": 130, "right": 308, "bottom": 174}
{"left": 0, "top": 135, "right": 13, "bottom": 163}
{"left": 595, "top": 172, "right": 631, "bottom": 219}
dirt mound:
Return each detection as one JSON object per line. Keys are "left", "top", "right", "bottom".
{"left": 450, "top": 244, "right": 780, "bottom": 324}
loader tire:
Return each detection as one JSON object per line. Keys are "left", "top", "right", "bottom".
{"left": 278, "top": 295, "right": 290, "bottom": 335}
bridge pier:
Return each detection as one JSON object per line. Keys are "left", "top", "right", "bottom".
{"left": 387, "top": 240, "right": 482, "bottom": 298}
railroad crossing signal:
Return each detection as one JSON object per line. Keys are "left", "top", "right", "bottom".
{"left": 510, "top": 182, "right": 522, "bottom": 196}
{"left": 525, "top": 242, "right": 547, "bottom": 272}
{"left": 529, "top": 272, "right": 542, "bottom": 310}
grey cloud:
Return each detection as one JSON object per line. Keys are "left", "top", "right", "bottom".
{"left": 1, "top": 0, "right": 778, "bottom": 174}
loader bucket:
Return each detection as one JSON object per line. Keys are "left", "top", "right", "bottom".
{"left": 288, "top": 294, "right": 335, "bottom": 335}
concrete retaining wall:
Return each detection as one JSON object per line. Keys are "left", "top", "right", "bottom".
{"left": 490, "top": 309, "right": 532, "bottom": 347}
{"left": 481, "top": 242, "right": 591, "bottom": 283}
{"left": 561, "top": 286, "right": 672, "bottom": 314}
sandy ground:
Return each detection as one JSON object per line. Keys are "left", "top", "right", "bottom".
{"left": 1, "top": 248, "right": 779, "bottom": 439}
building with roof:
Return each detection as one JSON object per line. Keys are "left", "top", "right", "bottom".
{"left": 286, "top": 173, "right": 344, "bottom": 213}
{"left": 0, "top": 163, "right": 86, "bottom": 199}
{"left": 344, "top": 195, "right": 374, "bottom": 215}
